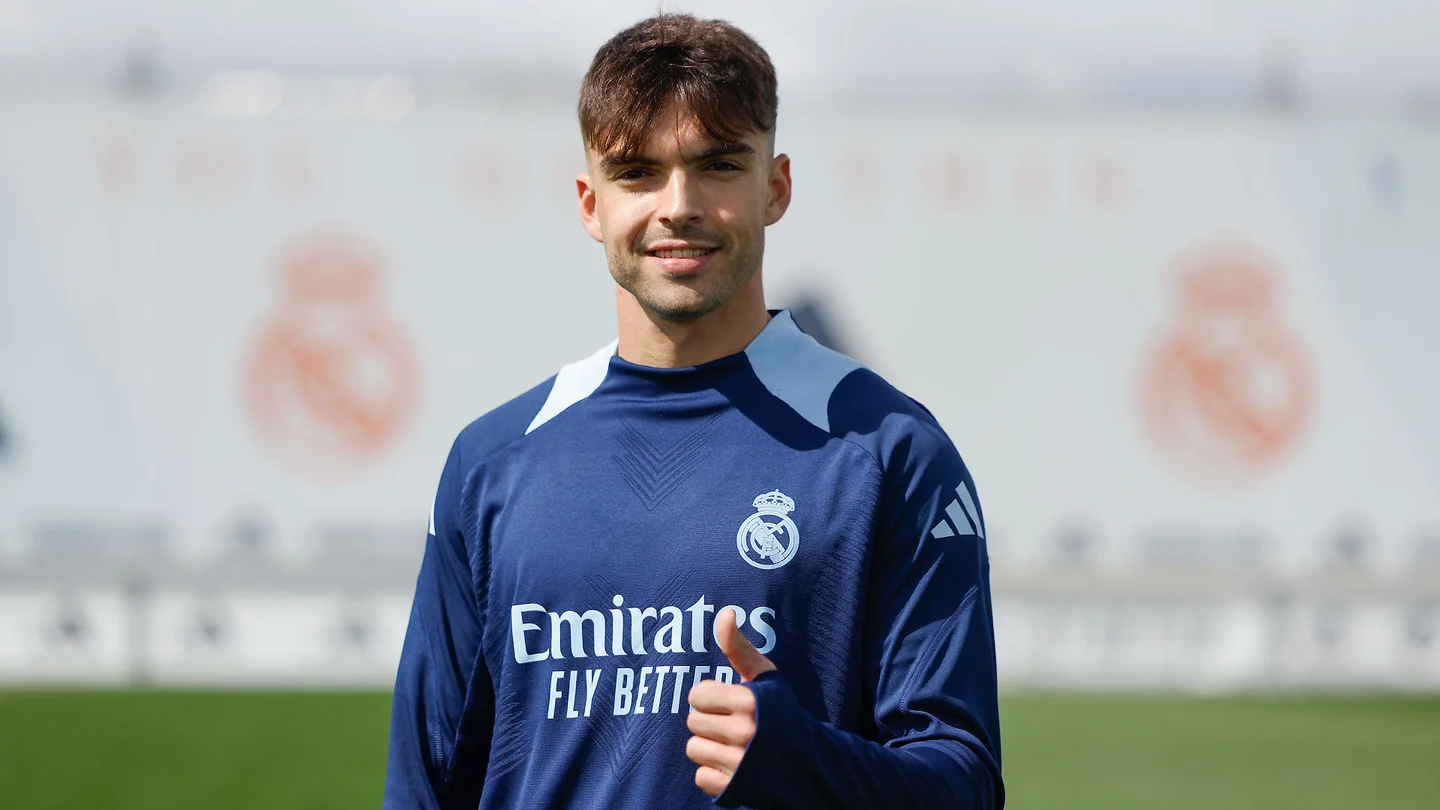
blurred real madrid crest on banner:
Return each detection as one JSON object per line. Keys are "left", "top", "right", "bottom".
{"left": 1143, "top": 239, "right": 1313, "bottom": 491}
{"left": 244, "top": 229, "right": 418, "bottom": 478}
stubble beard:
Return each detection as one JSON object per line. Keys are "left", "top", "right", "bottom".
{"left": 608, "top": 233, "right": 763, "bottom": 323}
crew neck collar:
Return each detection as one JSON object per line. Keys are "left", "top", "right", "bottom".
{"left": 609, "top": 309, "right": 798, "bottom": 377}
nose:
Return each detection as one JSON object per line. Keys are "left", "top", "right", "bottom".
{"left": 658, "top": 169, "right": 703, "bottom": 229}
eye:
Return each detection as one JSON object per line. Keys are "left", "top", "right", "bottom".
{"left": 614, "top": 168, "right": 649, "bottom": 182}
{"left": 708, "top": 160, "right": 743, "bottom": 172}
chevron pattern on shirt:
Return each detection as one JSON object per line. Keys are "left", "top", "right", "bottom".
{"left": 611, "top": 414, "right": 719, "bottom": 511}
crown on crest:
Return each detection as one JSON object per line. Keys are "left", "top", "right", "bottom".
{"left": 753, "top": 490, "right": 795, "bottom": 513}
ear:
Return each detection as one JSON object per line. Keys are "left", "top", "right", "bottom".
{"left": 763, "top": 153, "right": 792, "bottom": 226}
{"left": 577, "top": 172, "right": 604, "bottom": 243}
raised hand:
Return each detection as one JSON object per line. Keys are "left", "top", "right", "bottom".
{"left": 684, "top": 607, "right": 778, "bottom": 797}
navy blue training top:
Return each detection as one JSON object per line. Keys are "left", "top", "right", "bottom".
{"left": 384, "top": 310, "right": 1003, "bottom": 809}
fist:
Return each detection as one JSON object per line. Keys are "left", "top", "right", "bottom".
{"left": 685, "top": 607, "right": 777, "bottom": 797}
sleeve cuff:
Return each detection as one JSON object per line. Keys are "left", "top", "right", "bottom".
{"left": 714, "top": 670, "right": 808, "bottom": 809}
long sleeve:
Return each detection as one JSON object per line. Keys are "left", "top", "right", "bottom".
{"left": 717, "top": 423, "right": 1004, "bottom": 810}
{"left": 384, "top": 440, "right": 495, "bottom": 810}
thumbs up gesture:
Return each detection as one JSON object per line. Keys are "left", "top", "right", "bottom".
{"left": 685, "top": 608, "right": 778, "bottom": 797}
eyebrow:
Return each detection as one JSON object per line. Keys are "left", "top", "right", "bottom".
{"left": 598, "top": 142, "right": 756, "bottom": 171}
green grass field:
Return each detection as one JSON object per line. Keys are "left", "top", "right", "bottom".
{"left": 2, "top": 691, "right": 1438, "bottom": 809}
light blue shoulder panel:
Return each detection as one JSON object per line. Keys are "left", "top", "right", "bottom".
{"left": 744, "top": 310, "right": 864, "bottom": 434}
{"left": 525, "top": 340, "right": 618, "bottom": 435}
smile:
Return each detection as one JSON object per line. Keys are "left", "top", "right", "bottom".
{"left": 647, "top": 248, "right": 718, "bottom": 258}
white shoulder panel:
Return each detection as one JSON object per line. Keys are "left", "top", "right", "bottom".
{"left": 745, "top": 311, "right": 863, "bottom": 434}
{"left": 524, "top": 340, "right": 618, "bottom": 435}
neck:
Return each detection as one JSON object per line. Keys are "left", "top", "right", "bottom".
{"left": 615, "top": 276, "right": 772, "bottom": 368}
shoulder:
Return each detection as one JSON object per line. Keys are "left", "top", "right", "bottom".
{"left": 744, "top": 310, "right": 866, "bottom": 435}
{"left": 429, "top": 374, "right": 554, "bottom": 535}
{"left": 829, "top": 366, "right": 962, "bottom": 484}
{"left": 450, "top": 339, "right": 617, "bottom": 469}
{"left": 827, "top": 365, "right": 977, "bottom": 537}
{"left": 746, "top": 311, "right": 954, "bottom": 460}
{"left": 449, "top": 375, "right": 554, "bottom": 471}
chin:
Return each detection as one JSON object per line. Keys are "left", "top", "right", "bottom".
{"left": 640, "top": 292, "right": 725, "bottom": 323}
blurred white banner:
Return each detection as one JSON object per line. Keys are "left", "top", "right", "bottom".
{"left": 1, "top": 99, "right": 1437, "bottom": 687}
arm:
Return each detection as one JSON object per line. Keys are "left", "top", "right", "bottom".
{"left": 710, "top": 428, "right": 1004, "bottom": 810}
{"left": 383, "top": 441, "right": 494, "bottom": 810}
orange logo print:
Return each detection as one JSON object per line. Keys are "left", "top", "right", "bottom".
{"left": 246, "top": 231, "right": 417, "bottom": 476}
{"left": 1143, "top": 240, "right": 1313, "bottom": 490}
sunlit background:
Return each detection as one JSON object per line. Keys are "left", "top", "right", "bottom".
{"left": 2, "top": 2, "right": 1439, "bottom": 808}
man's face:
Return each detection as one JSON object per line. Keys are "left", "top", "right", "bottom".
{"left": 578, "top": 103, "right": 791, "bottom": 322}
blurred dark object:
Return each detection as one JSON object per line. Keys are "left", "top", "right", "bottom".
{"left": 0, "top": 400, "right": 10, "bottom": 461}
{"left": 187, "top": 599, "right": 231, "bottom": 651}
{"left": 786, "top": 293, "right": 855, "bottom": 358}
{"left": 1328, "top": 524, "right": 1371, "bottom": 570}
{"left": 1052, "top": 524, "right": 1097, "bottom": 568}
{"left": 1259, "top": 38, "right": 1299, "bottom": 112}
{"left": 223, "top": 510, "right": 272, "bottom": 558}
{"left": 45, "top": 596, "right": 91, "bottom": 650}
{"left": 117, "top": 37, "right": 164, "bottom": 99}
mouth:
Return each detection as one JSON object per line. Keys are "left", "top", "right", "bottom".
{"left": 644, "top": 245, "right": 719, "bottom": 275}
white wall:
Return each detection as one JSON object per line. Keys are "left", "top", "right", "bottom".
{"left": 1, "top": 98, "right": 1437, "bottom": 687}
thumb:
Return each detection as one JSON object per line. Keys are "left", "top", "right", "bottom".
{"left": 716, "top": 607, "right": 776, "bottom": 682}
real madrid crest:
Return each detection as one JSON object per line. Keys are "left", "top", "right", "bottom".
{"left": 737, "top": 490, "right": 799, "bottom": 570}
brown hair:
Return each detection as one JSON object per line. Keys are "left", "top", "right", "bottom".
{"left": 579, "top": 14, "right": 778, "bottom": 158}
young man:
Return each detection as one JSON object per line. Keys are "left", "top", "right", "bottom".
{"left": 385, "top": 14, "right": 1003, "bottom": 810}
